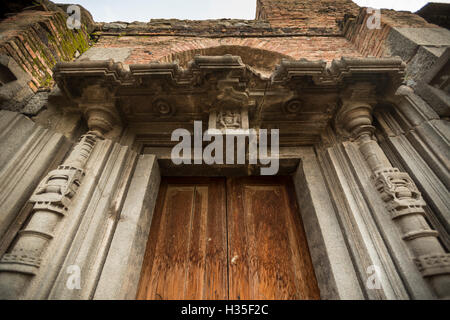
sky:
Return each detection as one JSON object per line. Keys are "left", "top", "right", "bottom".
{"left": 56, "top": 0, "right": 450, "bottom": 22}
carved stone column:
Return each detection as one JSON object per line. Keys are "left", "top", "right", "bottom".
{"left": 336, "top": 83, "right": 450, "bottom": 299}
{"left": 0, "top": 85, "right": 119, "bottom": 299}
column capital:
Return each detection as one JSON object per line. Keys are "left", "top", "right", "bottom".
{"left": 79, "top": 84, "right": 121, "bottom": 138}
{"left": 335, "top": 83, "right": 377, "bottom": 139}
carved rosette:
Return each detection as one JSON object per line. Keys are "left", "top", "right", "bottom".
{"left": 283, "top": 99, "right": 303, "bottom": 115}
{"left": 153, "top": 99, "right": 174, "bottom": 117}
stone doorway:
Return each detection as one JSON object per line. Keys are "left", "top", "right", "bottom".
{"left": 136, "top": 176, "right": 320, "bottom": 300}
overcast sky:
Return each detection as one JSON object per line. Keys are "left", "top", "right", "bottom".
{"left": 56, "top": 0, "right": 450, "bottom": 22}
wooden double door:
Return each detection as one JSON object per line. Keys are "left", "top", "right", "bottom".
{"left": 137, "top": 177, "right": 320, "bottom": 300}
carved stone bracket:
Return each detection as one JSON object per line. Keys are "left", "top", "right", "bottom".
{"left": 208, "top": 82, "right": 255, "bottom": 131}
{"left": 79, "top": 85, "right": 121, "bottom": 138}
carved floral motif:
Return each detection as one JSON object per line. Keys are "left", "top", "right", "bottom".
{"left": 373, "top": 168, "right": 426, "bottom": 218}
{"left": 414, "top": 253, "right": 450, "bottom": 277}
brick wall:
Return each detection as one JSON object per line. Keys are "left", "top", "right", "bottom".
{"left": 87, "top": 0, "right": 366, "bottom": 70}
{"left": 344, "top": 7, "right": 437, "bottom": 58}
{"left": 256, "top": 0, "right": 360, "bottom": 33}
{"left": 0, "top": 10, "right": 91, "bottom": 91}
{"left": 94, "top": 35, "right": 361, "bottom": 69}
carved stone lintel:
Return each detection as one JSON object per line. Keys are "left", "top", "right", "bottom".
{"left": 283, "top": 99, "right": 303, "bottom": 115}
{"left": 153, "top": 99, "right": 174, "bottom": 117}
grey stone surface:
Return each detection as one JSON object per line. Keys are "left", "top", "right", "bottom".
{"left": 406, "top": 46, "right": 446, "bottom": 83}
{"left": 48, "top": 142, "right": 133, "bottom": 300}
{"left": 94, "top": 154, "right": 160, "bottom": 300}
{"left": 342, "top": 141, "right": 435, "bottom": 299}
{"left": 0, "top": 110, "right": 35, "bottom": 170}
{"left": 23, "top": 138, "right": 114, "bottom": 299}
{"left": 78, "top": 47, "right": 133, "bottom": 63}
{"left": 320, "top": 143, "right": 410, "bottom": 299}
{"left": 377, "top": 90, "right": 450, "bottom": 249}
{"left": 386, "top": 27, "right": 449, "bottom": 63}
{"left": 21, "top": 91, "right": 49, "bottom": 116}
{"left": 414, "top": 47, "right": 450, "bottom": 118}
{"left": 293, "top": 147, "right": 364, "bottom": 300}
{"left": 394, "top": 27, "right": 450, "bottom": 47}
{"left": 0, "top": 111, "right": 70, "bottom": 256}
{"left": 102, "top": 22, "right": 128, "bottom": 31}
{"left": 0, "top": 55, "right": 34, "bottom": 112}
{"left": 336, "top": 94, "right": 447, "bottom": 299}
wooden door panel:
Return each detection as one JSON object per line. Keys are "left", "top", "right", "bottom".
{"left": 137, "top": 176, "right": 319, "bottom": 300}
{"left": 136, "top": 178, "right": 228, "bottom": 300}
{"left": 227, "top": 177, "right": 320, "bottom": 300}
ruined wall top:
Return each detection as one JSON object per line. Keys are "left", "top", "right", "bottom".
{"left": 255, "top": 0, "right": 360, "bottom": 32}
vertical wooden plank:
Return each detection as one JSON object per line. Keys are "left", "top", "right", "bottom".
{"left": 246, "top": 185, "right": 300, "bottom": 299}
{"left": 137, "top": 182, "right": 195, "bottom": 299}
{"left": 154, "top": 186, "right": 195, "bottom": 300}
{"left": 136, "top": 179, "right": 168, "bottom": 300}
{"left": 282, "top": 177, "right": 321, "bottom": 299}
{"left": 185, "top": 186, "right": 208, "bottom": 299}
{"left": 227, "top": 177, "right": 251, "bottom": 300}
{"left": 204, "top": 178, "right": 228, "bottom": 299}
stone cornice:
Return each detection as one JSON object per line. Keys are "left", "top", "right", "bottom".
{"left": 54, "top": 56, "right": 406, "bottom": 97}
{"left": 272, "top": 56, "right": 405, "bottom": 87}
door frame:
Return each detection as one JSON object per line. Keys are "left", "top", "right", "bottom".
{"left": 94, "top": 146, "right": 363, "bottom": 300}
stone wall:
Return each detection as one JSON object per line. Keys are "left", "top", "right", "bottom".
{"left": 343, "top": 7, "right": 450, "bottom": 84}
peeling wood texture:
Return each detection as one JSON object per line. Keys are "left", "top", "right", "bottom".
{"left": 137, "top": 176, "right": 319, "bottom": 300}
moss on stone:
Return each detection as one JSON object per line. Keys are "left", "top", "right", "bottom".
{"left": 30, "top": 15, "right": 92, "bottom": 87}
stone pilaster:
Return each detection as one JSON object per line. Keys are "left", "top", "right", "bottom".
{"left": 0, "top": 86, "right": 119, "bottom": 299}
{"left": 336, "top": 83, "right": 450, "bottom": 299}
